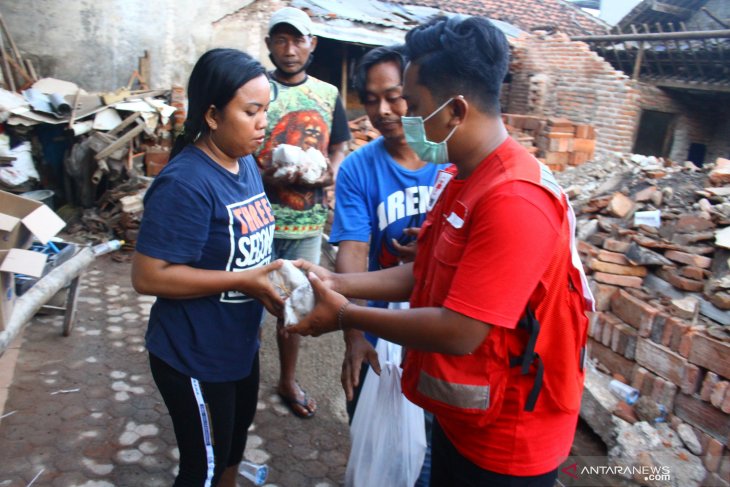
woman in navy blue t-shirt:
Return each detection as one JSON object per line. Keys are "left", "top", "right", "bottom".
{"left": 132, "top": 49, "right": 284, "bottom": 487}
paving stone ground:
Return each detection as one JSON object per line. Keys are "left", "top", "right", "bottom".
{"left": 0, "top": 254, "right": 351, "bottom": 486}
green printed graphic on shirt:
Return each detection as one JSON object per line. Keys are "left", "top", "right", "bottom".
{"left": 256, "top": 76, "right": 338, "bottom": 238}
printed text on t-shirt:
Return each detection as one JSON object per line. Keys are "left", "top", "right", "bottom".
{"left": 376, "top": 186, "right": 432, "bottom": 231}
{"left": 222, "top": 193, "right": 275, "bottom": 303}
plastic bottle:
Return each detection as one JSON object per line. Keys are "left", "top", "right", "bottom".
{"left": 238, "top": 460, "right": 268, "bottom": 485}
{"left": 609, "top": 379, "right": 640, "bottom": 405}
{"left": 92, "top": 240, "right": 125, "bottom": 256}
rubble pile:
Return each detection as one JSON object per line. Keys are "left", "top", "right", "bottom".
{"left": 0, "top": 46, "right": 181, "bottom": 248}
{"left": 568, "top": 154, "right": 730, "bottom": 486}
{"left": 503, "top": 113, "right": 596, "bottom": 172}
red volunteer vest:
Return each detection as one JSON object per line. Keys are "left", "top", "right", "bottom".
{"left": 402, "top": 140, "right": 594, "bottom": 427}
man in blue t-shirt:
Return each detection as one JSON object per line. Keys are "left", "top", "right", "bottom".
{"left": 329, "top": 45, "right": 448, "bottom": 486}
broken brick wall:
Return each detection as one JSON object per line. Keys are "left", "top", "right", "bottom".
{"left": 507, "top": 33, "right": 640, "bottom": 157}
{"left": 578, "top": 170, "right": 730, "bottom": 483}
{"left": 639, "top": 84, "right": 730, "bottom": 166}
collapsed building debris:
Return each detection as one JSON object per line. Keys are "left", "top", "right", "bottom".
{"left": 562, "top": 153, "right": 730, "bottom": 486}
{"left": 0, "top": 49, "right": 179, "bottom": 251}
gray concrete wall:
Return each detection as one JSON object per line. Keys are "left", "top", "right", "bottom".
{"left": 1, "top": 0, "right": 259, "bottom": 92}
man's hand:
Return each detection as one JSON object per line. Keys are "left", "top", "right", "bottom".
{"left": 341, "top": 329, "right": 381, "bottom": 401}
{"left": 287, "top": 272, "right": 349, "bottom": 337}
{"left": 391, "top": 227, "right": 421, "bottom": 264}
{"left": 291, "top": 259, "right": 340, "bottom": 293}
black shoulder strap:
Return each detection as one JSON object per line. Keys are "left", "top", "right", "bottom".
{"left": 509, "top": 306, "right": 544, "bottom": 412}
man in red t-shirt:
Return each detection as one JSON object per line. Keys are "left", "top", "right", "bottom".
{"left": 289, "top": 15, "right": 593, "bottom": 487}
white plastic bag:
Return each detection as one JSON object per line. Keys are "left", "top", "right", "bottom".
{"left": 345, "top": 338, "right": 426, "bottom": 487}
{"left": 267, "top": 260, "right": 314, "bottom": 326}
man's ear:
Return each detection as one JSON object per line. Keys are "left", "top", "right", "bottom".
{"left": 265, "top": 36, "right": 272, "bottom": 50}
{"left": 203, "top": 105, "right": 218, "bottom": 131}
{"left": 449, "top": 95, "right": 468, "bottom": 127}
{"left": 310, "top": 35, "right": 318, "bottom": 52}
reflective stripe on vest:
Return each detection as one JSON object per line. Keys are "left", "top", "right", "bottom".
{"left": 540, "top": 161, "right": 595, "bottom": 311}
{"left": 417, "top": 370, "right": 490, "bottom": 410}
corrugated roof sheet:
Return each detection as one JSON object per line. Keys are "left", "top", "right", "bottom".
{"left": 388, "top": 0, "right": 610, "bottom": 36}
{"left": 291, "top": 0, "right": 525, "bottom": 46}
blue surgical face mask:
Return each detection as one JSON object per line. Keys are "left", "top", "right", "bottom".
{"left": 401, "top": 97, "right": 458, "bottom": 164}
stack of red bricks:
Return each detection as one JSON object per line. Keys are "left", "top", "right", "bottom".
{"left": 502, "top": 114, "right": 596, "bottom": 172}
{"left": 576, "top": 158, "right": 730, "bottom": 484}
{"left": 347, "top": 115, "right": 380, "bottom": 152}
{"left": 502, "top": 113, "right": 540, "bottom": 156}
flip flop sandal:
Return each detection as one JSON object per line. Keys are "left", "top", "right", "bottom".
{"left": 277, "top": 390, "right": 317, "bottom": 419}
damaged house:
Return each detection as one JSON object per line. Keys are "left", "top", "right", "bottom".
{"left": 583, "top": 0, "right": 730, "bottom": 167}
{"left": 0, "top": 1, "right": 729, "bottom": 484}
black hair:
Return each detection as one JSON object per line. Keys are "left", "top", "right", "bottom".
{"left": 353, "top": 45, "right": 407, "bottom": 103}
{"left": 170, "top": 48, "right": 267, "bottom": 158}
{"left": 404, "top": 15, "right": 509, "bottom": 115}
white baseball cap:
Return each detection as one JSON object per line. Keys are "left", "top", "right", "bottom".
{"left": 268, "top": 7, "right": 314, "bottom": 36}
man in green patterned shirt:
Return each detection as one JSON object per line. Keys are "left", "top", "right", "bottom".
{"left": 256, "top": 6, "right": 351, "bottom": 418}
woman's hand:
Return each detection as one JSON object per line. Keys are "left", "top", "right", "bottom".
{"left": 237, "top": 259, "right": 286, "bottom": 318}
{"left": 287, "top": 272, "right": 349, "bottom": 337}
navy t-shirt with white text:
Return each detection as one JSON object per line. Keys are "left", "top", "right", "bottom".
{"left": 136, "top": 145, "right": 274, "bottom": 382}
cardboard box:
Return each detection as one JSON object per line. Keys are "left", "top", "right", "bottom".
{"left": 0, "top": 191, "right": 66, "bottom": 250}
{"left": 15, "top": 241, "right": 77, "bottom": 296}
{"left": 0, "top": 248, "right": 48, "bottom": 331}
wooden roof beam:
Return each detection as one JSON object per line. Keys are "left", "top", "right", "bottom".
{"left": 572, "top": 29, "right": 730, "bottom": 42}
{"left": 650, "top": 0, "right": 693, "bottom": 19}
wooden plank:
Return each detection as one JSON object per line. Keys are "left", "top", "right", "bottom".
{"left": 608, "top": 41, "right": 626, "bottom": 74}
{"left": 138, "top": 50, "right": 150, "bottom": 90}
{"left": 94, "top": 122, "right": 145, "bottom": 160}
{"left": 0, "top": 13, "right": 24, "bottom": 74}
{"left": 24, "top": 59, "right": 37, "bottom": 81}
{"left": 67, "top": 89, "right": 82, "bottom": 129}
{"left": 674, "top": 22, "right": 704, "bottom": 78}
{"left": 617, "top": 25, "right": 637, "bottom": 77}
{"left": 633, "top": 41, "right": 645, "bottom": 79}
{"left": 655, "top": 78, "right": 730, "bottom": 93}
{"left": 650, "top": 0, "right": 692, "bottom": 18}
{"left": 674, "top": 392, "right": 730, "bottom": 445}
{"left": 633, "top": 24, "right": 663, "bottom": 76}
{"left": 0, "top": 34, "right": 15, "bottom": 91}
{"left": 572, "top": 28, "right": 730, "bottom": 42}
{"left": 702, "top": 7, "right": 730, "bottom": 29}
{"left": 108, "top": 111, "right": 142, "bottom": 136}
{"left": 654, "top": 23, "right": 680, "bottom": 73}
{"left": 4, "top": 55, "right": 31, "bottom": 85}
{"left": 688, "top": 333, "right": 730, "bottom": 379}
